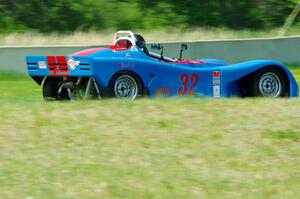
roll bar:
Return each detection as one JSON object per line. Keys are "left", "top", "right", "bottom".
{"left": 113, "top": 31, "right": 136, "bottom": 46}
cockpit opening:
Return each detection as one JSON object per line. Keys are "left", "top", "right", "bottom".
{"left": 113, "top": 31, "right": 178, "bottom": 62}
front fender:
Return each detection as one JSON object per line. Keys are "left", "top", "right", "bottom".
{"left": 222, "top": 60, "right": 299, "bottom": 97}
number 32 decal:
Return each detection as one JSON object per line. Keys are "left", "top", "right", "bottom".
{"left": 178, "top": 74, "right": 199, "bottom": 96}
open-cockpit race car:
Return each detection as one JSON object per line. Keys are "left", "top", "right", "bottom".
{"left": 26, "top": 31, "right": 299, "bottom": 100}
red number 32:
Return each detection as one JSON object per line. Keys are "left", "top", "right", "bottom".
{"left": 178, "top": 74, "right": 199, "bottom": 96}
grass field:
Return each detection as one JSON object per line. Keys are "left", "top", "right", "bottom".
{"left": 1, "top": 26, "right": 300, "bottom": 46}
{"left": 0, "top": 70, "right": 300, "bottom": 199}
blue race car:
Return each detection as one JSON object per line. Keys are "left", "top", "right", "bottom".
{"left": 26, "top": 31, "right": 299, "bottom": 100}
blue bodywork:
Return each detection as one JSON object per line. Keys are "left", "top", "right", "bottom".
{"left": 26, "top": 45, "right": 299, "bottom": 98}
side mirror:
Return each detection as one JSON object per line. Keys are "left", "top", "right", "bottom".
{"left": 151, "top": 44, "right": 163, "bottom": 50}
{"left": 151, "top": 44, "right": 164, "bottom": 58}
{"left": 181, "top": 44, "right": 188, "bottom": 51}
{"left": 179, "top": 43, "right": 188, "bottom": 60}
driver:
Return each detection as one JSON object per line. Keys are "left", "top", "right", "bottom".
{"left": 115, "top": 39, "right": 133, "bottom": 50}
{"left": 134, "top": 34, "right": 149, "bottom": 54}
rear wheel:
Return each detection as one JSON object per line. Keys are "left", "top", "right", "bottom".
{"left": 248, "top": 67, "right": 288, "bottom": 97}
{"left": 42, "top": 77, "right": 74, "bottom": 100}
{"left": 42, "top": 77, "right": 59, "bottom": 100}
{"left": 109, "top": 73, "right": 143, "bottom": 99}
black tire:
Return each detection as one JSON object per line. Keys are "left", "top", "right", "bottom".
{"left": 108, "top": 72, "right": 143, "bottom": 99}
{"left": 248, "top": 67, "right": 288, "bottom": 97}
{"left": 42, "top": 77, "right": 60, "bottom": 100}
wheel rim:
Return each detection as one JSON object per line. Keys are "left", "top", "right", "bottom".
{"left": 57, "top": 82, "right": 72, "bottom": 100}
{"left": 114, "top": 75, "right": 138, "bottom": 99}
{"left": 259, "top": 72, "right": 282, "bottom": 97}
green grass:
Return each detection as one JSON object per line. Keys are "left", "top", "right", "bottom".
{"left": 290, "top": 66, "right": 300, "bottom": 83}
{"left": 264, "top": 130, "right": 300, "bottom": 141}
{"left": 0, "top": 70, "right": 300, "bottom": 199}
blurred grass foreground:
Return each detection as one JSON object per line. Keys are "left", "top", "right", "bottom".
{"left": 0, "top": 72, "right": 300, "bottom": 198}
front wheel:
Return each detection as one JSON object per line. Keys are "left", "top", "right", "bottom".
{"left": 249, "top": 67, "right": 288, "bottom": 97}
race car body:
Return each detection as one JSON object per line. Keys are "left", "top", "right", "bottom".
{"left": 26, "top": 31, "right": 299, "bottom": 100}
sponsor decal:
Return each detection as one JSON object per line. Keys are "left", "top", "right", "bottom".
{"left": 38, "top": 61, "right": 47, "bottom": 69}
{"left": 117, "top": 62, "right": 135, "bottom": 68}
{"left": 124, "top": 53, "right": 132, "bottom": 57}
{"left": 213, "top": 71, "right": 221, "bottom": 98}
{"left": 213, "top": 86, "right": 221, "bottom": 98}
{"left": 67, "top": 57, "right": 80, "bottom": 70}
{"left": 155, "top": 87, "right": 171, "bottom": 97}
{"left": 213, "top": 71, "right": 220, "bottom": 78}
